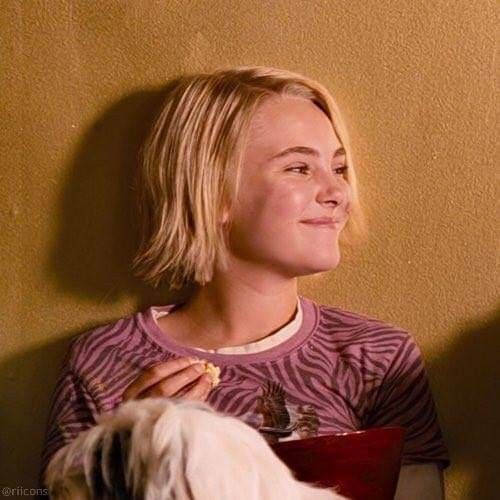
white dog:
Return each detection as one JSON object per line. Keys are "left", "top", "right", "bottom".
{"left": 45, "top": 397, "right": 347, "bottom": 499}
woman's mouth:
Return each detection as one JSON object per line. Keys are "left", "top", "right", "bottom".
{"left": 300, "top": 217, "right": 341, "bottom": 228}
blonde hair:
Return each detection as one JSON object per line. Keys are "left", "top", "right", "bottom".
{"left": 132, "top": 65, "right": 368, "bottom": 289}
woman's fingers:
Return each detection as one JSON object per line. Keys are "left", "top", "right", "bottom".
{"left": 179, "top": 373, "right": 213, "bottom": 401}
{"left": 152, "top": 362, "right": 208, "bottom": 398}
{"left": 122, "top": 357, "right": 202, "bottom": 401}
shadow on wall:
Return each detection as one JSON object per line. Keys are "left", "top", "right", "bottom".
{"left": 426, "top": 307, "right": 500, "bottom": 500}
{"left": 0, "top": 85, "right": 193, "bottom": 493}
{"left": 44, "top": 81, "right": 193, "bottom": 309}
{"left": 0, "top": 86, "right": 497, "bottom": 499}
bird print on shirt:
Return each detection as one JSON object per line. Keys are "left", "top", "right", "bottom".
{"left": 254, "top": 380, "right": 320, "bottom": 444}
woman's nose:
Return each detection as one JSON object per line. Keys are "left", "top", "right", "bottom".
{"left": 315, "top": 170, "right": 348, "bottom": 207}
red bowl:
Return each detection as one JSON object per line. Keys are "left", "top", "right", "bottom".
{"left": 270, "top": 427, "right": 405, "bottom": 500}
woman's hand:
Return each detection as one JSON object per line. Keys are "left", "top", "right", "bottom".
{"left": 122, "top": 357, "right": 213, "bottom": 403}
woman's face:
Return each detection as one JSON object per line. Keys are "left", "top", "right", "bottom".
{"left": 225, "top": 95, "right": 352, "bottom": 278}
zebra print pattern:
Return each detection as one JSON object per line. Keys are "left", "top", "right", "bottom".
{"left": 39, "top": 296, "right": 450, "bottom": 488}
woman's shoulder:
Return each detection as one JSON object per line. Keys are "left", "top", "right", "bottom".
{"left": 309, "top": 300, "right": 425, "bottom": 372}
{"left": 64, "top": 311, "right": 139, "bottom": 370}
{"left": 311, "top": 299, "right": 414, "bottom": 344}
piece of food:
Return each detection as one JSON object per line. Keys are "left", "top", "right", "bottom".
{"left": 202, "top": 361, "right": 221, "bottom": 387}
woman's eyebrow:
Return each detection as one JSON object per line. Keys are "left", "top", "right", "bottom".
{"left": 268, "top": 146, "right": 346, "bottom": 161}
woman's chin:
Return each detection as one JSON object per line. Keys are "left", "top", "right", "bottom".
{"left": 298, "top": 253, "right": 342, "bottom": 275}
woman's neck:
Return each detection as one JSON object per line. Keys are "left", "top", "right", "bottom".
{"left": 162, "top": 272, "right": 299, "bottom": 349}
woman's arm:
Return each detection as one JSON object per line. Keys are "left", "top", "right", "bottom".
{"left": 363, "top": 332, "right": 451, "bottom": 476}
{"left": 39, "top": 363, "right": 99, "bottom": 490}
{"left": 394, "top": 463, "right": 444, "bottom": 500}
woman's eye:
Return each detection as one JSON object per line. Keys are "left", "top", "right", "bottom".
{"left": 334, "top": 165, "right": 349, "bottom": 175}
{"left": 287, "top": 164, "right": 310, "bottom": 174}
{"left": 286, "top": 164, "right": 348, "bottom": 176}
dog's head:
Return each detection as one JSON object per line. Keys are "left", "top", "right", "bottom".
{"left": 45, "top": 397, "right": 345, "bottom": 500}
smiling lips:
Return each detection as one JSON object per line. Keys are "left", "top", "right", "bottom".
{"left": 300, "top": 217, "right": 342, "bottom": 228}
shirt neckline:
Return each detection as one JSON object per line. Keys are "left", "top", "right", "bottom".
{"left": 151, "top": 296, "right": 303, "bottom": 354}
{"left": 135, "top": 295, "right": 319, "bottom": 363}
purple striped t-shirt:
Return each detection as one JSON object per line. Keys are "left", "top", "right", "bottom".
{"left": 39, "top": 295, "right": 450, "bottom": 487}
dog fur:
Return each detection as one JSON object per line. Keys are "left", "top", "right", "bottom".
{"left": 45, "top": 397, "right": 347, "bottom": 499}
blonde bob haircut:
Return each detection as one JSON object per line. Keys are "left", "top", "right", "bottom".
{"left": 132, "top": 65, "right": 368, "bottom": 290}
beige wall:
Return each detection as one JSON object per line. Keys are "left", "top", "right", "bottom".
{"left": 1, "top": 1, "right": 497, "bottom": 498}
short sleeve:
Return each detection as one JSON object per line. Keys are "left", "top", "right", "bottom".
{"left": 364, "top": 333, "right": 451, "bottom": 470}
{"left": 38, "top": 350, "right": 99, "bottom": 490}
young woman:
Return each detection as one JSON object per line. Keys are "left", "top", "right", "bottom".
{"left": 39, "top": 66, "right": 450, "bottom": 498}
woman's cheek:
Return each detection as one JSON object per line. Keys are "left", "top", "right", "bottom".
{"left": 264, "top": 183, "right": 309, "bottom": 219}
